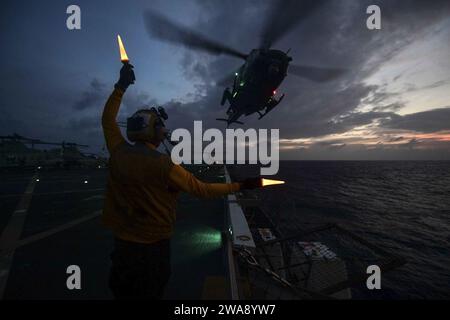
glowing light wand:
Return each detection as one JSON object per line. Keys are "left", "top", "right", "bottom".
{"left": 117, "top": 34, "right": 129, "bottom": 64}
{"left": 261, "top": 178, "right": 285, "bottom": 187}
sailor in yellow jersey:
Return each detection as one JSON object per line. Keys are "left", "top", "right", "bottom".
{"left": 102, "top": 63, "right": 260, "bottom": 299}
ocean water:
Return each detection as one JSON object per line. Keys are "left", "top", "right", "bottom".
{"left": 229, "top": 161, "right": 450, "bottom": 299}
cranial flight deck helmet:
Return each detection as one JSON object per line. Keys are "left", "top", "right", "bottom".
{"left": 126, "top": 107, "right": 168, "bottom": 142}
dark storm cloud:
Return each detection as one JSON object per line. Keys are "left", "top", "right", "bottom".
{"left": 258, "top": 0, "right": 328, "bottom": 49}
{"left": 121, "top": 91, "right": 159, "bottom": 115}
{"left": 1, "top": 0, "right": 449, "bottom": 159}
{"left": 305, "top": 107, "right": 450, "bottom": 138}
{"left": 67, "top": 116, "right": 101, "bottom": 132}
{"left": 162, "top": 86, "right": 227, "bottom": 132}
{"left": 425, "top": 80, "right": 450, "bottom": 90}
{"left": 396, "top": 80, "right": 450, "bottom": 95}
{"left": 262, "top": 82, "right": 379, "bottom": 138}
{"left": 316, "top": 140, "right": 347, "bottom": 149}
{"left": 381, "top": 107, "right": 450, "bottom": 133}
{"left": 372, "top": 103, "right": 404, "bottom": 113}
{"left": 152, "top": 0, "right": 450, "bottom": 161}
{"left": 331, "top": 111, "right": 390, "bottom": 131}
{"left": 282, "top": 139, "right": 450, "bottom": 161}
{"left": 72, "top": 79, "right": 106, "bottom": 111}
{"left": 388, "top": 136, "right": 405, "bottom": 143}
{"left": 166, "top": 0, "right": 450, "bottom": 143}
{"left": 71, "top": 76, "right": 159, "bottom": 119}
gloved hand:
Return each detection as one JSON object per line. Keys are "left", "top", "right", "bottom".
{"left": 115, "top": 63, "right": 136, "bottom": 91}
{"left": 239, "top": 177, "right": 262, "bottom": 190}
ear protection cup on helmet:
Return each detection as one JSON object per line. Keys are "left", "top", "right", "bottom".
{"left": 126, "top": 110, "right": 159, "bottom": 142}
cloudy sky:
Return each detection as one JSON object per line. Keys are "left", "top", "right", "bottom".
{"left": 1, "top": 0, "right": 450, "bottom": 160}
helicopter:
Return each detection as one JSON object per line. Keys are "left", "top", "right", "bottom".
{"left": 0, "top": 133, "right": 103, "bottom": 169}
{"left": 144, "top": 0, "right": 346, "bottom": 126}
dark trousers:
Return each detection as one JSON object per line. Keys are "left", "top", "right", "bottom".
{"left": 108, "top": 237, "right": 171, "bottom": 299}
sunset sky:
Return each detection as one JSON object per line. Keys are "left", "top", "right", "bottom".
{"left": 1, "top": 0, "right": 449, "bottom": 160}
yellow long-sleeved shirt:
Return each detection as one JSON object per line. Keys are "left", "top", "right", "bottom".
{"left": 101, "top": 87, "right": 240, "bottom": 243}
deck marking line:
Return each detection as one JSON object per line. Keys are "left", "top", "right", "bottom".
{"left": 0, "top": 188, "right": 105, "bottom": 199}
{"left": 0, "top": 211, "right": 102, "bottom": 255}
{"left": 0, "top": 174, "right": 38, "bottom": 299}
{"left": 82, "top": 195, "right": 105, "bottom": 201}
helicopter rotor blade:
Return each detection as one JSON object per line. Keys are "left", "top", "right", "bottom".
{"left": 144, "top": 10, "right": 247, "bottom": 60}
{"left": 289, "top": 64, "right": 346, "bottom": 82}
{"left": 259, "top": 0, "right": 327, "bottom": 49}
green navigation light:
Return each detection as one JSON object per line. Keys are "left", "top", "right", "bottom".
{"left": 193, "top": 231, "right": 222, "bottom": 247}
{"left": 189, "top": 227, "right": 222, "bottom": 256}
{"left": 173, "top": 226, "right": 223, "bottom": 263}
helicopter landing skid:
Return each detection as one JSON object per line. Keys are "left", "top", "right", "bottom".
{"left": 221, "top": 88, "right": 232, "bottom": 106}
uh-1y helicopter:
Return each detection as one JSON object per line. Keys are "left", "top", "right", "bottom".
{"left": 0, "top": 133, "right": 103, "bottom": 169}
{"left": 144, "top": 0, "right": 346, "bottom": 126}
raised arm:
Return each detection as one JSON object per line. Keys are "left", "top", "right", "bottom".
{"left": 101, "top": 63, "right": 136, "bottom": 153}
{"left": 102, "top": 88, "right": 126, "bottom": 153}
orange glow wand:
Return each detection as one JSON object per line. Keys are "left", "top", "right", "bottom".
{"left": 117, "top": 34, "right": 129, "bottom": 64}
{"left": 261, "top": 178, "right": 285, "bottom": 187}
